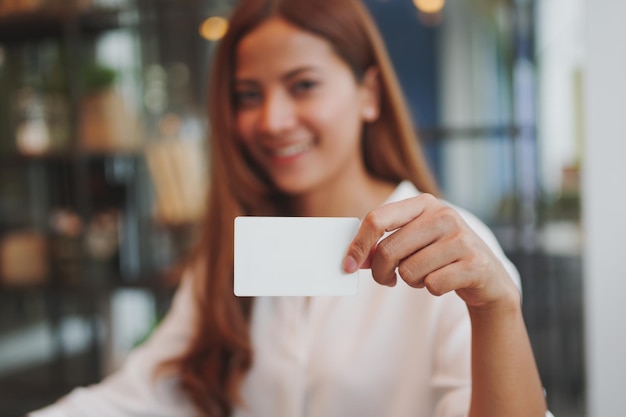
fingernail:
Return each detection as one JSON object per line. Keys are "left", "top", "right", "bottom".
{"left": 342, "top": 255, "right": 358, "bottom": 273}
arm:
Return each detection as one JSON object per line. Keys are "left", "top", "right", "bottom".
{"left": 468, "top": 295, "right": 545, "bottom": 417}
{"left": 342, "top": 193, "right": 547, "bottom": 417}
{"left": 29, "top": 272, "right": 198, "bottom": 417}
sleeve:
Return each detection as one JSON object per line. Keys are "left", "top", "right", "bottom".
{"left": 430, "top": 290, "right": 472, "bottom": 417}
{"left": 29, "top": 272, "right": 198, "bottom": 417}
{"left": 429, "top": 294, "right": 556, "bottom": 417}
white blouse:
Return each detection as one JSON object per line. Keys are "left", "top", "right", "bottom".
{"left": 31, "top": 181, "right": 545, "bottom": 417}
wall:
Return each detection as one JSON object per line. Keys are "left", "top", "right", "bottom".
{"left": 582, "top": 0, "right": 626, "bottom": 416}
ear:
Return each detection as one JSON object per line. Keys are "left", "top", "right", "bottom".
{"left": 359, "top": 66, "right": 381, "bottom": 122}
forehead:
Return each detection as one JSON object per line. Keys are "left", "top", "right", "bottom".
{"left": 235, "top": 17, "right": 344, "bottom": 78}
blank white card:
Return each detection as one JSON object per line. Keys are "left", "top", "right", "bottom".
{"left": 234, "top": 216, "right": 360, "bottom": 296}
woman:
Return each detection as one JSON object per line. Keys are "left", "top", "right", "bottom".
{"left": 31, "top": 0, "right": 549, "bottom": 416}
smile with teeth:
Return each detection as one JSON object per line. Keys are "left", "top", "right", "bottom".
{"left": 269, "top": 141, "right": 315, "bottom": 158}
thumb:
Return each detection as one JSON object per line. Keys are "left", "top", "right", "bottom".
{"left": 342, "top": 241, "right": 378, "bottom": 273}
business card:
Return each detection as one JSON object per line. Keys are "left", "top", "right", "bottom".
{"left": 234, "top": 216, "right": 360, "bottom": 296}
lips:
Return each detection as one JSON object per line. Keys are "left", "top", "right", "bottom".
{"left": 265, "top": 140, "right": 314, "bottom": 159}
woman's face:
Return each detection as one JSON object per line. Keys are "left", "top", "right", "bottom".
{"left": 234, "top": 17, "right": 379, "bottom": 196}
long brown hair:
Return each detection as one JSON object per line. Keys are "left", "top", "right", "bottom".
{"left": 170, "top": 0, "right": 439, "bottom": 415}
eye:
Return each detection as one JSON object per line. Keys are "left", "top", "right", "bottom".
{"left": 291, "top": 79, "right": 319, "bottom": 96}
{"left": 234, "top": 88, "right": 262, "bottom": 109}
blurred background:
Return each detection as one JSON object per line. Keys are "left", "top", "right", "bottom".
{"left": 0, "top": 0, "right": 617, "bottom": 416}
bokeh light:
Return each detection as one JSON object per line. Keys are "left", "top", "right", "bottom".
{"left": 412, "top": 0, "right": 445, "bottom": 14}
{"left": 199, "top": 16, "right": 229, "bottom": 41}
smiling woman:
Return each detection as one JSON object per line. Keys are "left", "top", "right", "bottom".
{"left": 28, "top": 1, "right": 550, "bottom": 417}
{"left": 233, "top": 17, "right": 384, "bottom": 205}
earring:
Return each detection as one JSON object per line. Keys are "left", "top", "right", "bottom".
{"left": 363, "top": 107, "right": 377, "bottom": 121}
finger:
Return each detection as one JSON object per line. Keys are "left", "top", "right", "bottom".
{"left": 360, "top": 244, "right": 377, "bottom": 269}
{"left": 369, "top": 199, "right": 463, "bottom": 285}
{"left": 421, "top": 261, "right": 474, "bottom": 297}
{"left": 369, "top": 209, "right": 450, "bottom": 284}
{"left": 342, "top": 193, "right": 437, "bottom": 273}
{"left": 395, "top": 236, "right": 462, "bottom": 288}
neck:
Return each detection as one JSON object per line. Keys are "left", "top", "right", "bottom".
{"left": 290, "top": 174, "right": 396, "bottom": 218}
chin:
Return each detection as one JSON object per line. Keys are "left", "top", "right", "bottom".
{"left": 271, "top": 176, "right": 320, "bottom": 196}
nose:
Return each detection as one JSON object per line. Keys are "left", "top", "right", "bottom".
{"left": 258, "top": 90, "right": 296, "bottom": 135}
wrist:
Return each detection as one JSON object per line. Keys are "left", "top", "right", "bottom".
{"left": 467, "top": 283, "right": 522, "bottom": 319}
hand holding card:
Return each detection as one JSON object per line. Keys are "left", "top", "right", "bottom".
{"left": 234, "top": 216, "right": 360, "bottom": 296}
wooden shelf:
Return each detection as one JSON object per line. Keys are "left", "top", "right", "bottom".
{"left": 0, "top": 7, "right": 136, "bottom": 43}
{"left": 0, "top": 8, "right": 70, "bottom": 42}
{"left": 0, "top": 149, "right": 144, "bottom": 164}
{"left": 0, "top": 272, "right": 175, "bottom": 295}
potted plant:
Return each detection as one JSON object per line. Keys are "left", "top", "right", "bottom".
{"left": 79, "top": 64, "right": 142, "bottom": 152}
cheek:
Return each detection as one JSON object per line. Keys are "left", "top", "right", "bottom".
{"left": 323, "top": 86, "right": 362, "bottom": 122}
{"left": 311, "top": 98, "right": 363, "bottom": 142}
